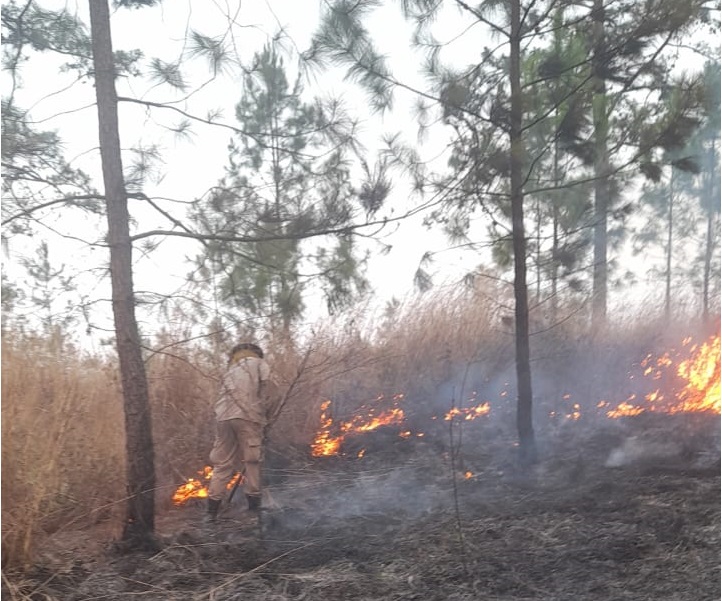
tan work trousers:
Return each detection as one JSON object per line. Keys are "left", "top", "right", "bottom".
{"left": 208, "top": 418, "right": 263, "bottom": 501}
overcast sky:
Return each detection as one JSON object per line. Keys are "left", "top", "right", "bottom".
{"left": 3, "top": 0, "right": 484, "bottom": 342}
{"left": 5, "top": 0, "right": 713, "bottom": 343}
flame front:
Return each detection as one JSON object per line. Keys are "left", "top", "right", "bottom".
{"left": 171, "top": 335, "right": 720, "bottom": 506}
{"left": 605, "top": 402, "right": 645, "bottom": 419}
{"left": 604, "top": 334, "right": 721, "bottom": 418}
{"left": 672, "top": 336, "right": 721, "bottom": 413}
{"left": 311, "top": 395, "right": 406, "bottom": 457}
{"left": 444, "top": 402, "right": 491, "bottom": 421}
{"left": 171, "top": 466, "right": 243, "bottom": 506}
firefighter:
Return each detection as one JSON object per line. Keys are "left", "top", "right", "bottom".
{"left": 206, "top": 342, "right": 272, "bottom": 522}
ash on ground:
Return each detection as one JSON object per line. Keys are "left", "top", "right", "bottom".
{"left": 5, "top": 413, "right": 719, "bottom": 601}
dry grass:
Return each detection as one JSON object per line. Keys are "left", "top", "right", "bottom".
{"left": 1, "top": 332, "right": 125, "bottom": 566}
{"left": 5, "top": 413, "right": 717, "bottom": 601}
{"left": 1, "top": 286, "right": 718, "bottom": 574}
{"left": 145, "top": 348, "right": 218, "bottom": 508}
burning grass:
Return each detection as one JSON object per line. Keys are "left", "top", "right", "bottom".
{"left": 2, "top": 292, "right": 719, "bottom": 599}
{"left": 5, "top": 413, "right": 719, "bottom": 601}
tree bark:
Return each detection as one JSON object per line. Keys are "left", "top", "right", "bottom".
{"left": 664, "top": 169, "right": 674, "bottom": 322}
{"left": 509, "top": 0, "right": 536, "bottom": 465}
{"left": 702, "top": 137, "right": 718, "bottom": 324}
{"left": 88, "top": 0, "right": 156, "bottom": 548}
{"left": 591, "top": 0, "right": 610, "bottom": 329}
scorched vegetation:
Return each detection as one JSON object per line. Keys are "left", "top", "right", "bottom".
{"left": 2, "top": 289, "right": 719, "bottom": 601}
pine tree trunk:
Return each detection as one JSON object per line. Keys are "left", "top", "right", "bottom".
{"left": 88, "top": 0, "right": 156, "bottom": 548}
{"left": 551, "top": 112, "right": 561, "bottom": 323}
{"left": 664, "top": 169, "right": 674, "bottom": 322}
{"left": 702, "top": 137, "right": 718, "bottom": 324}
{"left": 591, "top": 0, "right": 609, "bottom": 329}
{"left": 535, "top": 197, "right": 542, "bottom": 305}
{"left": 509, "top": 0, "right": 536, "bottom": 465}
{"left": 703, "top": 207, "right": 713, "bottom": 323}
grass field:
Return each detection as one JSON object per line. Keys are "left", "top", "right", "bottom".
{"left": 2, "top": 293, "right": 719, "bottom": 600}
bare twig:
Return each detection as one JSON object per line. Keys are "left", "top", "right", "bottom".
{"left": 447, "top": 362, "right": 474, "bottom": 577}
{"left": 266, "top": 346, "right": 314, "bottom": 430}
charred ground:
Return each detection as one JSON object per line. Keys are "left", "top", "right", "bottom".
{"left": 5, "top": 413, "right": 719, "bottom": 601}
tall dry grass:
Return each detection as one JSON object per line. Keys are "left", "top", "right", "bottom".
{"left": 145, "top": 347, "right": 218, "bottom": 508}
{"left": 2, "top": 332, "right": 125, "bottom": 566}
{"left": 2, "top": 284, "right": 716, "bottom": 568}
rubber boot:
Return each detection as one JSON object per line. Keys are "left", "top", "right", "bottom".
{"left": 246, "top": 494, "right": 261, "bottom": 512}
{"left": 206, "top": 498, "right": 222, "bottom": 523}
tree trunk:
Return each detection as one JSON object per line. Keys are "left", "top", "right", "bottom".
{"left": 551, "top": 111, "right": 561, "bottom": 323}
{"left": 88, "top": 0, "right": 156, "bottom": 548}
{"left": 591, "top": 0, "right": 610, "bottom": 329}
{"left": 535, "top": 196, "right": 541, "bottom": 305}
{"left": 664, "top": 169, "right": 674, "bottom": 322}
{"left": 509, "top": 0, "right": 536, "bottom": 465}
{"left": 702, "top": 205, "right": 713, "bottom": 322}
{"left": 702, "top": 137, "right": 718, "bottom": 324}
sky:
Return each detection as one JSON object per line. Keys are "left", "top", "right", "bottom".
{"left": 5, "top": 0, "right": 493, "bottom": 344}
{"left": 3, "top": 0, "right": 717, "bottom": 346}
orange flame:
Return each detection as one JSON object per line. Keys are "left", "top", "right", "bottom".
{"left": 444, "top": 402, "right": 491, "bottom": 421}
{"left": 310, "top": 400, "right": 342, "bottom": 457}
{"left": 311, "top": 396, "right": 406, "bottom": 457}
{"left": 670, "top": 335, "right": 721, "bottom": 413}
{"left": 565, "top": 403, "right": 581, "bottom": 421}
{"left": 605, "top": 334, "right": 720, "bottom": 418}
{"left": 606, "top": 402, "right": 645, "bottom": 419}
{"left": 311, "top": 392, "right": 494, "bottom": 457}
{"left": 171, "top": 466, "right": 243, "bottom": 506}
{"left": 172, "top": 334, "right": 718, "bottom": 506}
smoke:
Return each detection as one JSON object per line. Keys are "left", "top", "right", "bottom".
{"left": 257, "top": 325, "right": 720, "bottom": 538}
{"left": 257, "top": 460, "right": 460, "bottom": 538}
{"left": 604, "top": 435, "right": 683, "bottom": 468}
{"left": 429, "top": 360, "right": 517, "bottom": 425}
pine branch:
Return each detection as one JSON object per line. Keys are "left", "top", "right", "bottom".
{"left": 117, "top": 96, "right": 330, "bottom": 159}
{"left": 1, "top": 194, "right": 103, "bottom": 225}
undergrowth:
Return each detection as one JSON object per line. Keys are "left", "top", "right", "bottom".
{"left": 1, "top": 287, "right": 717, "bottom": 568}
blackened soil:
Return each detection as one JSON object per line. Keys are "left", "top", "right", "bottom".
{"left": 4, "top": 415, "right": 720, "bottom": 601}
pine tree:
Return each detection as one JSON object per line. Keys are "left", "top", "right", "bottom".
{"left": 19, "top": 241, "right": 76, "bottom": 333}
{"left": 574, "top": 0, "right": 710, "bottom": 327}
{"left": 307, "top": 0, "right": 554, "bottom": 463}
{"left": 191, "top": 44, "right": 370, "bottom": 339}
{"left": 636, "top": 60, "right": 722, "bottom": 321}
{"left": 503, "top": 7, "right": 594, "bottom": 318}
{"left": 695, "top": 60, "right": 721, "bottom": 322}
{"left": 88, "top": 0, "right": 156, "bottom": 549}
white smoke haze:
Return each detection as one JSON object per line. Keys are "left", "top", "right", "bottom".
{"left": 605, "top": 436, "right": 683, "bottom": 468}
{"left": 251, "top": 321, "right": 720, "bottom": 540}
{"left": 270, "top": 464, "right": 453, "bottom": 518}
{"left": 256, "top": 416, "right": 718, "bottom": 544}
